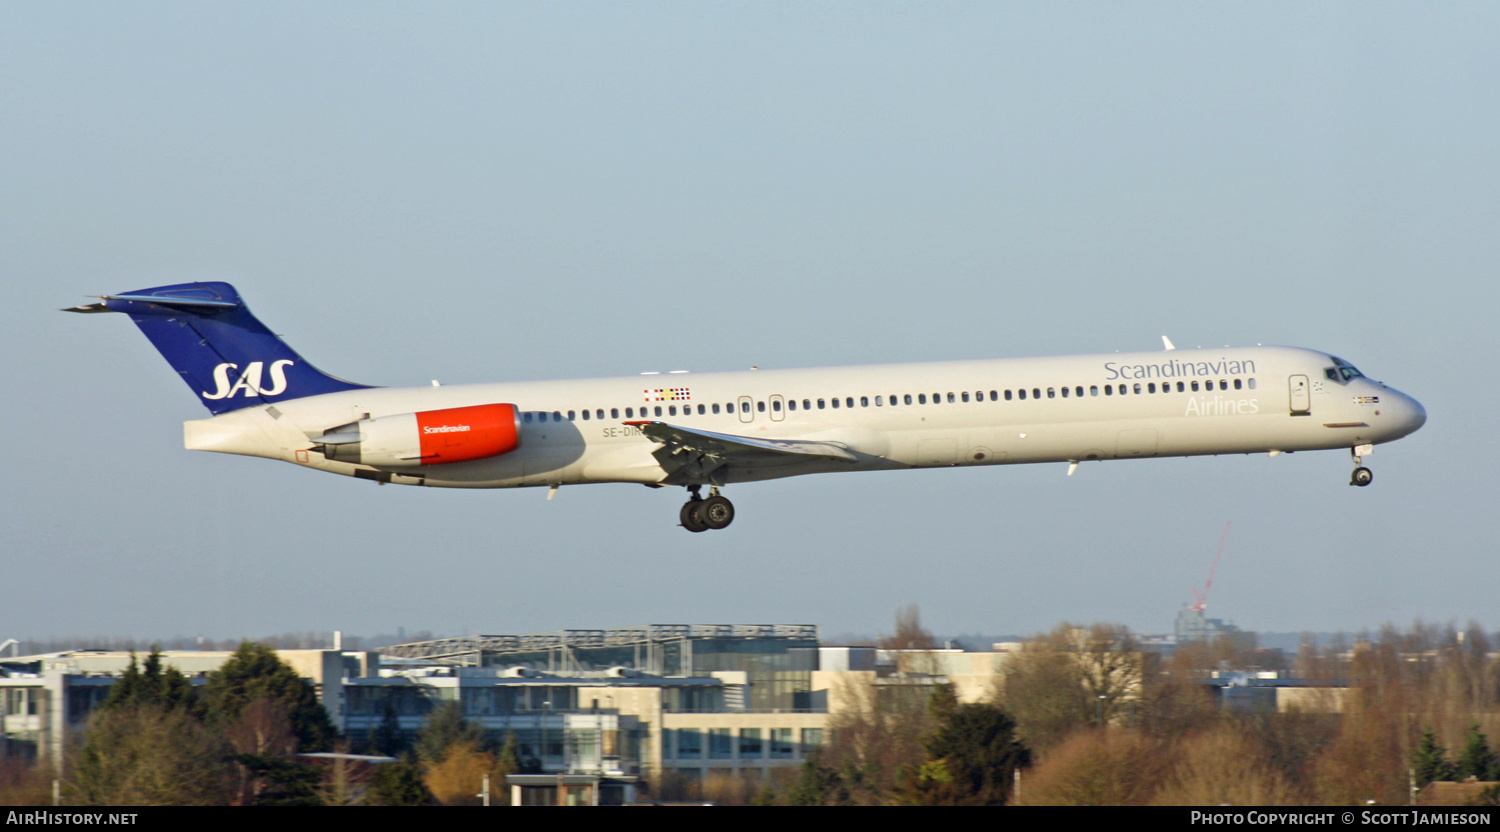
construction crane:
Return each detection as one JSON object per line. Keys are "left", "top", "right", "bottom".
{"left": 1190, "top": 521, "right": 1233, "bottom": 613}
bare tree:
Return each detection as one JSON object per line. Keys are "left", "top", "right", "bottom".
{"left": 1152, "top": 727, "right": 1305, "bottom": 806}
{"left": 996, "top": 623, "right": 1145, "bottom": 754}
{"left": 66, "top": 704, "right": 235, "bottom": 806}
{"left": 1015, "top": 729, "right": 1166, "bottom": 806}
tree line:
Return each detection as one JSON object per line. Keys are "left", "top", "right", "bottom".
{"left": 729, "top": 616, "right": 1500, "bottom": 806}
{"left": 0, "top": 643, "right": 517, "bottom": 806}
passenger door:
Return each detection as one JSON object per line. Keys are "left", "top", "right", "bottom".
{"left": 1289, "top": 375, "right": 1311, "bottom": 415}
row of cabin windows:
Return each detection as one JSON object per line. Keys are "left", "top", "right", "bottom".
{"left": 518, "top": 378, "right": 1258, "bottom": 423}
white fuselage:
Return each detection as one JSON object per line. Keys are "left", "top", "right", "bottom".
{"left": 182, "top": 345, "right": 1426, "bottom": 489}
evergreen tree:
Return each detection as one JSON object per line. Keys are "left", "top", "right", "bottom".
{"left": 202, "top": 642, "right": 336, "bottom": 751}
{"left": 414, "top": 700, "right": 486, "bottom": 764}
{"left": 366, "top": 756, "right": 434, "bottom": 806}
{"left": 103, "top": 648, "right": 196, "bottom": 714}
{"left": 372, "top": 699, "right": 406, "bottom": 757}
{"left": 1413, "top": 728, "right": 1456, "bottom": 788}
{"left": 229, "top": 754, "right": 322, "bottom": 806}
{"left": 904, "top": 684, "right": 1031, "bottom": 805}
{"left": 1456, "top": 725, "right": 1499, "bottom": 782}
{"left": 785, "top": 752, "right": 852, "bottom": 806}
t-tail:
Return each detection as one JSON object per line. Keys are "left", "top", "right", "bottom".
{"left": 65, "top": 281, "right": 370, "bottom": 414}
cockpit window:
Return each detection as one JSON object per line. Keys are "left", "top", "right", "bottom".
{"left": 1325, "top": 357, "right": 1364, "bottom": 384}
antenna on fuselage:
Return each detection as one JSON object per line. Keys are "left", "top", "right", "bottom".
{"left": 1162, "top": 336, "right": 1176, "bottom": 351}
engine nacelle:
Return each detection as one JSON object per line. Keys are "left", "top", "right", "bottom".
{"left": 317, "top": 403, "right": 520, "bottom": 467}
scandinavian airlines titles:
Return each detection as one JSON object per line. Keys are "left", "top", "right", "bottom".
{"left": 1104, "top": 357, "right": 1256, "bottom": 380}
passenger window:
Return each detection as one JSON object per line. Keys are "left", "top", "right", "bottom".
{"left": 861, "top": 396, "right": 869, "bottom": 407}
{"left": 1133, "top": 383, "right": 1142, "bottom": 395}
{"left": 961, "top": 392, "right": 970, "bottom": 403}
{"left": 1090, "top": 386, "right": 1098, "bottom": 396}
{"left": 741, "top": 402, "right": 750, "bottom": 413}
{"left": 1048, "top": 388, "right": 1056, "bottom": 399}
{"left": 712, "top": 403, "right": 720, "bottom": 414}
{"left": 847, "top": 397, "right": 854, "bottom": 408}
{"left": 818, "top": 399, "right": 826, "bottom": 410}
{"left": 1176, "top": 382, "right": 1185, "bottom": 392}
{"left": 919, "top": 394, "right": 927, "bottom": 404}
{"left": 788, "top": 400, "right": 797, "bottom": 411}
{"left": 568, "top": 411, "right": 576, "bottom": 420}
{"left": 1019, "top": 389, "right": 1027, "bottom": 400}
{"left": 1234, "top": 379, "right": 1242, "bottom": 390}
{"left": 524, "top": 412, "right": 533, "bottom": 423}
{"left": 947, "top": 393, "right": 956, "bottom": 403}
{"left": 1147, "top": 383, "right": 1155, "bottom": 394}
{"left": 669, "top": 406, "right": 676, "bottom": 416}
{"left": 831, "top": 398, "right": 840, "bottom": 409}
{"left": 655, "top": 406, "right": 663, "bottom": 416}
{"left": 1191, "top": 381, "right": 1199, "bottom": 392}
{"left": 875, "top": 396, "right": 883, "bottom": 406}
{"left": 582, "top": 410, "right": 590, "bottom": 420}
{"left": 1061, "top": 387, "right": 1069, "bottom": 398}
{"left": 611, "top": 409, "right": 619, "bottom": 419}
{"left": 1104, "top": 386, "right": 1112, "bottom": 396}
{"left": 757, "top": 401, "right": 765, "bottom": 412}
{"left": 1033, "top": 388, "right": 1041, "bottom": 399}
{"left": 1076, "top": 386, "right": 1084, "bottom": 397}
{"left": 698, "top": 404, "right": 706, "bottom": 415}
{"left": 1005, "top": 390, "right": 1013, "bottom": 401}
{"left": 772, "top": 400, "right": 781, "bottom": 411}
{"left": 990, "top": 391, "right": 998, "bottom": 401}
{"left": 905, "top": 394, "right": 913, "bottom": 405}
{"left": 1248, "top": 378, "right": 1257, "bottom": 389}
{"left": 803, "top": 399, "right": 811, "bottom": 410}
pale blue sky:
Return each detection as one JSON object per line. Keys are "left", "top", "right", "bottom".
{"left": 3, "top": 3, "right": 1495, "bottom": 643}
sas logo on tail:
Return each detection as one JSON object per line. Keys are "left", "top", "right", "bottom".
{"left": 202, "top": 360, "right": 293, "bottom": 400}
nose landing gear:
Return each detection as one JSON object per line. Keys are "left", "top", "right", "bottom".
{"left": 680, "top": 485, "right": 735, "bottom": 532}
{"left": 1349, "top": 444, "right": 1374, "bottom": 487}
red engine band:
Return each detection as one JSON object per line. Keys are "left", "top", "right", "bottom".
{"left": 414, "top": 403, "right": 520, "bottom": 465}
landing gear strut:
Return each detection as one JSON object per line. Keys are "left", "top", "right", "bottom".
{"left": 680, "top": 486, "right": 735, "bottom": 532}
{"left": 1349, "top": 445, "right": 1373, "bottom": 487}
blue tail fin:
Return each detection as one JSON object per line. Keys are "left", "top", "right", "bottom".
{"left": 67, "top": 282, "right": 371, "bottom": 414}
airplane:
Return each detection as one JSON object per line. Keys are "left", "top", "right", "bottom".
{"left": 67, "top": 282, "right": 1427, "bottom": 532}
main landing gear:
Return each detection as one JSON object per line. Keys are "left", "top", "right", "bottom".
{"left": 1349, "top": 444, "right": 1374, "bottom": 487}
{"left": 680, "top": 485, "right": 735, "bottom": 533}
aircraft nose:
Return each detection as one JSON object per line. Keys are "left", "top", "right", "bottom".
{"left": 1387, "top": 389, "right": 1426, "bottom": 438}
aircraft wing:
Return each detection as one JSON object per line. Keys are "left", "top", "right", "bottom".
{"left": 624, "top": 420, "right": 856, "bottom": 485}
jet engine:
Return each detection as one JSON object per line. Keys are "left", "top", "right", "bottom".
{"left": 316, "top": 403, "right": 520, "bottom": 467}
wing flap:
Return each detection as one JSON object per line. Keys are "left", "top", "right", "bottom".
{"left": 625, "top": 421, "right": 857, "bottom": 462}
{"left": 624, "top": 420, "right": 856, "bottom": 484}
